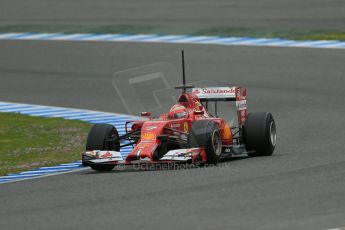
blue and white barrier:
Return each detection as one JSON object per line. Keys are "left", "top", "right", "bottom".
{"left": 0, "top": 32, "right": 345, "bottom": 49}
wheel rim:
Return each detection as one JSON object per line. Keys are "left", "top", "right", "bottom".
{"left": 269, "top": 121, "right": 277, "bottom": 147}
{"left": 212, "top": 131, "right": 222, "bottom": 156}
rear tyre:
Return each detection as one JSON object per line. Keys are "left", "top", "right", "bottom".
{"left": 188, "top": 120, "right": 222, "bottom": 164}
{"left": 85, "top": 124, "right": 120, "bottom": 171}
{"left": 244, "top": 112, "right": 277, "bottom": 157}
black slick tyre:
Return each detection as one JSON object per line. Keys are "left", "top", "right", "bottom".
{"left": 85, "top": 124, "right": 120, "bottom": 171}
{"left": 243, "top": 112, "right": 277, "bottom": 157}
{"left": 188, "top": 120, "right": 222, "bottom": 164}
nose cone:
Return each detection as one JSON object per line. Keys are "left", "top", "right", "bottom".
{"left": 127, "top": 142, "right": 158, "bottom": 163}
{"left": 125, "top": 121, "right": 166, "bottom": 163}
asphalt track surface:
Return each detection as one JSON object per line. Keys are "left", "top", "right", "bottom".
{"left": 0, "top": 40, "right": 345, "bottom": 230}
{"left": 1, "top": 0, "right": 345, "bottom": 30}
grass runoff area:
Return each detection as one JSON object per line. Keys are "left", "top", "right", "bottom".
{"left": 0, "top": 113, "right": 91, "bottom": 176}
{"left": 1, "top": 24, "right": 345, "bottom": 41}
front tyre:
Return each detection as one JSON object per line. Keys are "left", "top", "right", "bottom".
{"left": 90, "top": 164, "right": 115, "bottom": 171}
{"left": 86, "top": 124, "right": 120, "bottom": 151}
{"left": 188, "top": 120, "right": 222, "bottom": 164}
{"left": 84, "top": 124, "right": 120, "bottom": 171}
{"left": 244, "top": 112, "right": 277, "bottom": 157}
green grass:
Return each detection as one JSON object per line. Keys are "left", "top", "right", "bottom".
{"left": 1, "top": 24, "right": 345, "bottom": 41}
{"left": 0, "top": 113, "right": 91, "bottom": 176}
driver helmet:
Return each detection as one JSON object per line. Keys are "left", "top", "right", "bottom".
{"left": 168, "top": 104, "right": 187, "bottom": 119}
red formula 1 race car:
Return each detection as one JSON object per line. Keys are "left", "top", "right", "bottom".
{"left": 82, "top": 51, "right": 277, "bottom": 171}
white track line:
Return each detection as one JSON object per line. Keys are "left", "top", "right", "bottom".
{"left": 0, "top": 168, "right": 89, "bottom": 185}
{"left": 325, "top": 228, "right": 345, "bottom": 230}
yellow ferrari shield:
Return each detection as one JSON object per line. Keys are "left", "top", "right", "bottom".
{"left": 184, "top": 122, "right": 189, "bottom": 132}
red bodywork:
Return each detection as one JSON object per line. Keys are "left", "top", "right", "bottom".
{"left": 121, "top": 87, "right": 247, "bottom": 164}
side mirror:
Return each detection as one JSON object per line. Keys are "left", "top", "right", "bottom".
{"left": 141, "top": 112, "right": 152, "bottom": 117}
{"left": 194, "top": 110, "right": 204, "bottom": 115}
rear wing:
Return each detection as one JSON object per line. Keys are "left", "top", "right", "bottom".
{"left": 192, "top": 87, "right": 247, "bottom": 126}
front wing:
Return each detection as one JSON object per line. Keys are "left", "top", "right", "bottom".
{"left": 82, "top": 148, "right": 207, "bottom": 165}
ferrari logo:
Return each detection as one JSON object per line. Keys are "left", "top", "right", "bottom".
{"left": 184, "top": 122, "right": 189, "bottom": 133}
